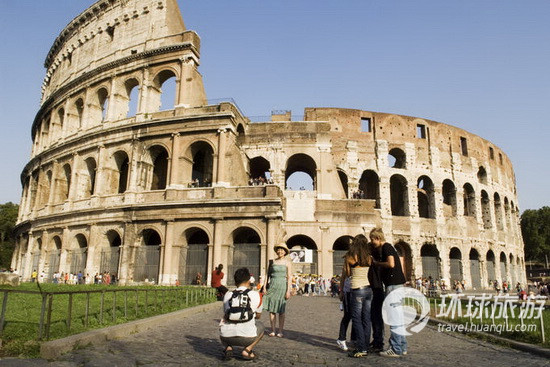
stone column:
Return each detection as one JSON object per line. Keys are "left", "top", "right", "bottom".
{"left": 161, "top": 220, "right": 175, "bottom": 285}
{"left": 168, "top": 133, "right": 181, "bottom": 188}
{"left": 210, "top": 218, "right": 223, "bottom": 284}
{"left": 127, "top": 139, "right": 140, "bottom": 192}
{"left": 47, "top": 161, "right": 58, "bottom": 208}
{"left": 68, "top": 153, "right": 79, "bottom": 202}
{"left": 59, "top": 227, "right": 70, "bottom": 275}
{"left": 319, "top": 226, "right": 330, "bottom": 277}
{"left": 94, "top": 145, "right": 105, "bottom": 196}
{"left": 264, "top": 215, "right": 281, "bottom": 277}
{"left": 215, "top": 128, "right": 228, "bottom": 187}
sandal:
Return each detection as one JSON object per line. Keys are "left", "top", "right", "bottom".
{"left": 241, "top": 348, "right": 258, "bottom": 361}
{"left": 268, "top": 332, "right": 276, "bottom": 337}
{"left": 222, "top": 347, "right": 233, "bottom": 361}
{"left": 276, "top": 333, "right": 283, "bottom": 338}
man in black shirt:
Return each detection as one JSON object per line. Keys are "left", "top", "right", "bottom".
{"left": 370, "top": 228, "right": 407, "bottom": 358}
{"left": 368, "top": 242, "right": 385, "bottom": 352}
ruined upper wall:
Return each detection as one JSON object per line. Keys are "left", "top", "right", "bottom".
{"left": 42, "top": 0, "right": 189, "bottom": 103}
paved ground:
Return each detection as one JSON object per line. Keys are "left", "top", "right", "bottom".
{"left": 1, "top": 295, "right": 548, "bottom": 367}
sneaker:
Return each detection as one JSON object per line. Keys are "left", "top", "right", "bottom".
{"left": 336, "top": 339, "right": 348, "bottom": 351}
{"left": 368, "top": 345, "right": 383, "bottom": 353}
{"left": 402, "top": 351, "right": 408, "bottom": 355}
{"left": 379, "top": 349, "right": 401, "bottom": 358}
{"left": 348, "top": 350, "right": 368, "bottom": 358}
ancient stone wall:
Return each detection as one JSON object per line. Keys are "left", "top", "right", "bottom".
{"left": 13, "top": 0, "right": 525, "bottom": 289}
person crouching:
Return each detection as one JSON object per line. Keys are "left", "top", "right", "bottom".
{"left": 219, "top": 267, "right": 264, "bottom": 361}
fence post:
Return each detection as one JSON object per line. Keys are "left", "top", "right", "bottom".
{"left": 145, "top": 290, "right": 148, "bottom": 314}
{"left": 186, "top": 289, "right": 189, "bottom": 306}
{"left": 38, "top": 293, "right": 47, "bottom": 340}
{"left": 45, "top": 293, "right": 53, "bottom": 340}
{"left": 85, "top": 293, "right": 90, "bottom": 327}
{"left": 112, "top": 291, "right": 117, "bottom": 323}
{"left": 135, "top": 290, "right": 139, "bottom": 316}
{"left": 100, "top": 291, "right": 105, "bottom": 324}
{"left": 541, "top": 311, "right": 546, "bottom": 343}
{"left": 0, "top": 291, "right": 9, "bottom": 337}
{"left": 124, "top": 290, "right": 128, "bottom": 319}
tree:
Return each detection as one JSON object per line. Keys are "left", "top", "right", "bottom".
{"left": 0, "top": 202, "right": 19, "bottom": 269}
{"left": 521, "top": 206, "right": 550, "bottom": 262}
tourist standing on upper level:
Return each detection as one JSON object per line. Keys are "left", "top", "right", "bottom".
{"left": 343, "top": 234, "right": 372, "bottom": 358}
{"left": 263, "top": 244, "right": 292, "bottom": 338}
{"left": 370, "top": 228, "right": 407, "bottom": 358}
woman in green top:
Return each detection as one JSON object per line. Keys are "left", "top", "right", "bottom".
{"left": 263, "top": 244, "right": 292, "bottom": 337}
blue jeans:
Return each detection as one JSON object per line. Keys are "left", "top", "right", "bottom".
{"left": 350, "top": 286, "right": 373, "bottom": 352}
{"left": 385, "top": 284, "right": 407, "bottom": 355}
{"left": 370, "top": 287, "right": 385, "bottom": 349}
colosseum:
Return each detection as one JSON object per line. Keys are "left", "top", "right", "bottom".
{"left": 12, "top": 0, "right": 526, "bottom": 289}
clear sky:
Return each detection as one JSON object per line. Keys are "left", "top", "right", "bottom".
{"left": 0, "top": 0, "right": 548, "bottom": 211}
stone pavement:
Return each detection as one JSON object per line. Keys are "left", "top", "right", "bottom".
{"left": 1, "top": 295, "right": 548, "bottom": 367}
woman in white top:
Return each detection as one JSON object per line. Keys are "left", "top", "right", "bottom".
{"left": 341, "top": 234, "right": 372, "bottom": 358}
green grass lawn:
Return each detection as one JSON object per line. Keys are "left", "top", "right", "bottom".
{"left": 0, "top": 282, "right": 216, "bottom": 358}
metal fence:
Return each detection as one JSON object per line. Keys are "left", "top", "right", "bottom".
{"left": 0, "top": 286, "right": 216, "bottom": 342}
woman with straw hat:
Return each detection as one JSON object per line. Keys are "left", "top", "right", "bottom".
{"left": 263, "top": 243, "right": 292, "bottom": 337}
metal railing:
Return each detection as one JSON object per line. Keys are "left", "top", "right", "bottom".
{"left": 0, "top": 286, "right": 216, "bottom": 341}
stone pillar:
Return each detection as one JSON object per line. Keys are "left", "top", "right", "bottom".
{"left": 127, "top": 139, "right": 140, "bottom": 192}
{"left": 168, "top": 133, "right": 181, "bottom": 188}
{"left": 59, "top": 227, "right": 70, "bottom": 275}
{"left": 137, "top": 68, "right": 150, "bottom": 116}
{"left": 319, "top": 226, "right": 330, "bottom": 277}
{"left": 264, "top": 215, "right": 281, "bottom": 277}
{"left": 47, "top": 161, "right": 58, "bottom": 208}
{"left": 161, "top": 220, "right": 175, "bottom": 285}
{"left": 210, "top": 218, "right": 223, "bottom": 285}
{"left": 215, "top": 128, "right": 228, "bottom": 187}
{"left": 94, "top": 145, "right": 105, "bottom": 196}
{"left": 68, "top": 153, "right": 79, "bottom": 202}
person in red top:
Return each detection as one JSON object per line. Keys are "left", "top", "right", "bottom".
{"left": 212, "top": 264, "right": 228, "bottom": 300}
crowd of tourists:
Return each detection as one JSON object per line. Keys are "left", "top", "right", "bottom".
{"left": 248, "top": 176, "right": 274, "bottom": 186}
{"left": 215, "top": 227, "right": 410, "bottom": 361}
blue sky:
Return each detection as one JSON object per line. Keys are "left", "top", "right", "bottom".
{"left": 0, "top": 0, "right": 549, "bottom": 210}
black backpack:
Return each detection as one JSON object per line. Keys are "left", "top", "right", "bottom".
{"left": 225, "top": 289, "right": 254, "bottom": 323}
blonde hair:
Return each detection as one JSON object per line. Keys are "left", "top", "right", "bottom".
{"left": 369, "top": 227, "right": 385, "bottom": 242}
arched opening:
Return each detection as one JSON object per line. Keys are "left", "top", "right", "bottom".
{"left": 395, "top": 241, "right": 413, "bottom": 282}
{"left": 463, "top": 183, "right": 476, "bottom": 217}
{"left": 486, "top": 250, "right": 496, "bottom": 285}
{"left": 75, "top": 98, "right": 84, "bottom": 128}
{"left": 499, "top": 251, "right": 507, "bottom": 283}
{"left": 332, "top": 236, "right": 352, "bottom": 277}
{"left": 417, "top": 176, "right": 435, "bottom": 218}
{"left": 180, "top": 228, "right": 209, "bottom": 285}
{"left": 504, "top": 197, "right": 511, "bottom": 230}
{"left": 230, "top": 228, "right": 261, "bottom": 283}
{"left": 47, "top": 236, "right": 62, "bottom": 280}
{"left": 100, "top": 230, "right": 121, "bottom": 275}
{"left": 98, "top": 88, "right": 109, "bottom": 121}
{"left": 388, "top": 148, "right": 406, "bottom": 169}
{"left": 449, "top": 247, "right": 463, "bottom": 284}
{"left": 56, "top": 108, "right": 65, "bottom": 138}
{"left": 477, "top": 166, "right": 488, "bottom": 184}
{"left": 70, "top": 234, "right": 88, "bottom": 275}
{"left": 58, "top": 164, "right": 72, "bottom": 202}
{"left": 287, "top": 235, "right": 318, "bottom": 275}
{"left": 125, "top": 79, "right": 140, "bottom": 117}
{"left": 285, "top": 154, "right": 317, "bottom": 190}
{"left": 481, "top": 190, "right": 491, "bottom": 229}
{"left": 420, "top": 244, "right": 440, "bottom": 280}
{"left": 469, "top": 249, "right": 481, "bottom": 290}
{"left": 358, "top": 170, "right": 380, "bottom": 208}
{"left": 494, "top": 193, "right": 503, "bottom": 230}
{"left": 32, "top": 238, "right": 42, "bottom": 275}
{"left": 149, "top": 146, "right": 169, "bottom": 190}
{"left": 134, "top": 229, "right": 161, "bottom": 283}
{"left": 249, "top": 156, "right": 271, "bottom": 183}
{"left": 84, "top": 157, "right": 97, "bottom": 197}
{"left": 157, "top": 71, "right": 177, "bottom": 111}
{"left": 442, "top": 179, "right": 457, "bottom": 217}
{"left": 186, "top": 141, "right": 214, "bottom": 187}
{"left": 390, "top": 174, "right": 409, "bottom": 216}
{"left": 113, "top": 151, "right": 129, "bottom": 194}
{"left": 41, "top": 117, "right": 51, "bottom": 148}
{"left": 337, "top": 170, "right": 349, "bottom": 198}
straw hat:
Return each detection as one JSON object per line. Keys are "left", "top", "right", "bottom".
{"left": 273, "top": 243, "right": 290, "bottom": 256}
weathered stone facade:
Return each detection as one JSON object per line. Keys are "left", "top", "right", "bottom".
{"left": 12, "top": 0, "right": 525, "bottom": 289}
